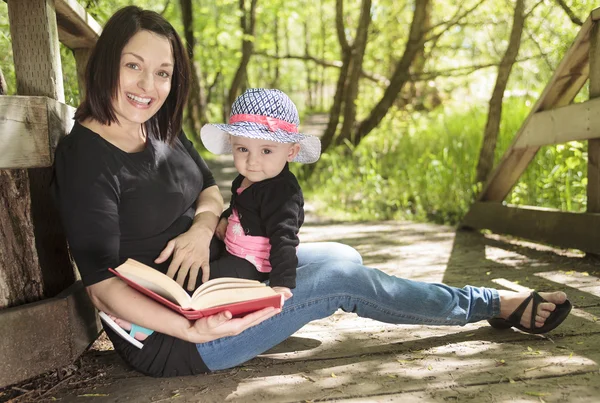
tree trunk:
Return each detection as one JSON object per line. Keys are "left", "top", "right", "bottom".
{"left": 179, "top": 0, "right": 208, "bottom": 140}
{"left": 0, "top": 66, "right": 45, "bottom": 309}
{"left": 304, "top": 19, "right": 313, "bottom": 110}
{"left": 226, "top": 0, "right": 258, "bottom": 119}
{"left": 0, "top": 67, "right": 7, "bottom": 95}
{"left": 334, "top": 0, "right": 371, "bottom": 146}
{"left": 318, "top": 0, "right": 352, "bottom": 154}
{"left": 272, "top": 12, "right": 280, "bottom": 88}
{"left": 354, "top": 0, "right": 430, "bottom": 145}
{"left": 475, "top": 0, "right": 526, "bottom": 184}
{"left": 316, "top": 0, "right": 327, "bottom": 111}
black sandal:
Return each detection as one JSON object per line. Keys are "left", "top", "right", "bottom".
{"left": 488, "top": 291, "right": 572, "bottom": 334}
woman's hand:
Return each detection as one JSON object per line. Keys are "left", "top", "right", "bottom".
{"left": 155, "top": 225, "right": 213, "bottom": 291}
{"left": 215, "top": 217, "right": 228, "bottom": 240}
{"left": 185, "top": 307, "right": 281, "bottom": 343}
{"left": 155, "top": 185, "right": 223, "bottom": 291}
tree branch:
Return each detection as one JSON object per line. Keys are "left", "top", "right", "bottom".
{"left": 554, "top": 0, "right": 583, "bottom": 26}
{"left": 254, "top": 51, "right": 391, "bottom": 85}
{"left": 335, "top": 0, "right": 351, "bottom": 52}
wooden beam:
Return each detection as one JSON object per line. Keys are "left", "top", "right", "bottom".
{"left": 0, "top": 281, "right": 101, "bottom": 388}
{"left": 592, "top": 7, "right": 600, "bottom": 21}
{"left": 478, "top": 14, "right": 593, "bottom": 202}
{"left": 55, "top": 0, "right": 101, "bottom": 49}
{"left": 514, "top": 98, "right": 600, "bottom": 148}
{"left": 0, "top": 96, "right": 75, "bottom": 168}
{"left": 462, "top": 202, "right": 600, "bottom": 254}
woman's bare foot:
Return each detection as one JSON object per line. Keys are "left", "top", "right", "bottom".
{"left": 108, "top": 314, "right": 150, "bottom": 341}
{"left": 497, "top": 291, "right": 568, "bottom": 329}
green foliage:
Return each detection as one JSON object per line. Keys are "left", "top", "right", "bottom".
{"left": 1, "top": 0, "right": 594, "bottom": 226}
{"left": 300, "top": 97, "right": 588, "bottom": 225}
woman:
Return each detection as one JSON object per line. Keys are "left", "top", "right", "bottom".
{"left": 53, "top": 6, "right": 571, "bottom": 377}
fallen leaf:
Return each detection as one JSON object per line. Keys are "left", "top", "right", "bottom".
{"left": 508, "top": 378, "right": 516, "bottom": 384}
{"left": 525, "top": 391, "right": 550, "bottom": 397}
{"left": 427, "top": 365, "right": 433, "bottom": 371}
{"left": 331, "top": 373, "right": 337, "bottom": 378}
{"left": 465, "top": 333, "right": 475, "bottom": 337}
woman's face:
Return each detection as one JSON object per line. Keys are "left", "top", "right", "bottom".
{"left": 114, "top": 30, "right": 174, "bottom": 128}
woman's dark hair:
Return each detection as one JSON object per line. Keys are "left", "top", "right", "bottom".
{"left": 75, "top": 6, "right": 190, "bottom": 143}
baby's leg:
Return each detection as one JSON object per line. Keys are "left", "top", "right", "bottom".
{"left": 206, "top": 253, "right": 268, "bottom": 283}
{"left": 108, "top": 315, "right": 153, "bottom": 341}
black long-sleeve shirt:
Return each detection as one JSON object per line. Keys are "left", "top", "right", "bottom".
{"left": 53, "top": 122, "right": 214, "bottom": 376}
{"left": 222, "top": 164, "right": 304, "bottom": 288}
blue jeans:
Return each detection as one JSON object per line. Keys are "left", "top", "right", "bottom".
{"left": 197, "top": 242, "right": 500, "bottom": 371}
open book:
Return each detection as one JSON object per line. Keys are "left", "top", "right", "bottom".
{"left": 109, "top": 259, "right": 283, "bottom": 320}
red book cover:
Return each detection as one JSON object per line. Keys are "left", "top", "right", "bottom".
{"left": 109, "top": 268, "right": 283, "bottom": 320}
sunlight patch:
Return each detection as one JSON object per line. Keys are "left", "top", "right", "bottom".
{"left": 535, "top": 271, "right": 600, "bottom": 298}
{"left": 484, "top": 246, "right": 533, "bottom": 268}
{"left": 491, "top": 278, "right": 533, "bottom": 292}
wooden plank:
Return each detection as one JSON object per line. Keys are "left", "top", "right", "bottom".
{"left": 0, "top": 96, "right": 75, "bottom": 168}
{"left": 478, "top": 15, "right": 593, "bottom": 202}
{"left": 45, "top": 334, "right": 600, "bottom": 402}
{"left": 462, "top": 202, "right": 600, "bottom": 254}
{"left": 55, "top": 0, "right": 101, "bottom": 49}
{"left": 341, "top": 373, "right": 600, "bottom": 402}
{"left": 515, "top": 98, "right": 600, "bottom": 148}
{"left": 0, "top": 281, "right": 101, "bottom": 388}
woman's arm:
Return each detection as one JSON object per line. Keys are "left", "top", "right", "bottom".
{"left": 88, "top": 277, "right": 280, "bottom": 343}
{"left": 155, "top": 185, "right": 223, "bottom": 290}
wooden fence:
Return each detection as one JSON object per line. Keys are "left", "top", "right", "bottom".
{"left": 463, "top": 8, "right": 600, "bottom": 255}
{"left": 0, "top": 0, "right": 102, "bottom": 387}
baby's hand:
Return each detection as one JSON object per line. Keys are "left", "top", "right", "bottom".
{"left": 271, "top": 286, "right": 293, "bottom": 301}
{"left": 215, "top": 217, "right": 228, "bottom": 240}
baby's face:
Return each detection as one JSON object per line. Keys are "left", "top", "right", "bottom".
{"left": 230, "top": 136, "right": 300, "bottom": 183}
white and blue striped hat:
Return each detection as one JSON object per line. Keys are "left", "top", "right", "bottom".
{"left": 200, "top": 88, "right": 321, "bottom": 164}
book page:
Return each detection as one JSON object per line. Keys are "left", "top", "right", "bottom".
{"left": 190, "top": 286, "right": 278, "bottom": 310}
{"left": 191, "top": 277, "right": 265, "bottom": 299}
{"left": 116, "top": 259, "right": 192, "bottom": 308}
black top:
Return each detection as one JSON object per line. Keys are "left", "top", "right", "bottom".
{"left": 53, "top": 122, "right": 214, "bottom": 376}
{"left": 222, "top": 164, "right": 304, "bottom": 288}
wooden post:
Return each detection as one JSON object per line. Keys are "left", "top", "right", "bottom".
{"left": 587, "top": 22, "right": 600, "bottom": 259}
{"left": 7, "top": 0, "right": 75, "bottom": 299}
{"left": 588, "top": 22, "right": 600, "bottom": 215}
{"left": 73, "top": 48, "right": 91, "bottom": 101}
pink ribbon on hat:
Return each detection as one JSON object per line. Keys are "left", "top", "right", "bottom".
{"left": 229, "top": 114, "right": 298, "bottom": 133}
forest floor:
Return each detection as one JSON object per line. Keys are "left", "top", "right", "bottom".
{"left": 2, "top": 116, "right": 600, "bottom": 402}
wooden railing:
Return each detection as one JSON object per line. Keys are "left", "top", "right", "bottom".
{"left": 0, "top": 0, "right": 101, "bottom": 387}
{"left": 463, "top": 8, "right": 600, "bottom": 256}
